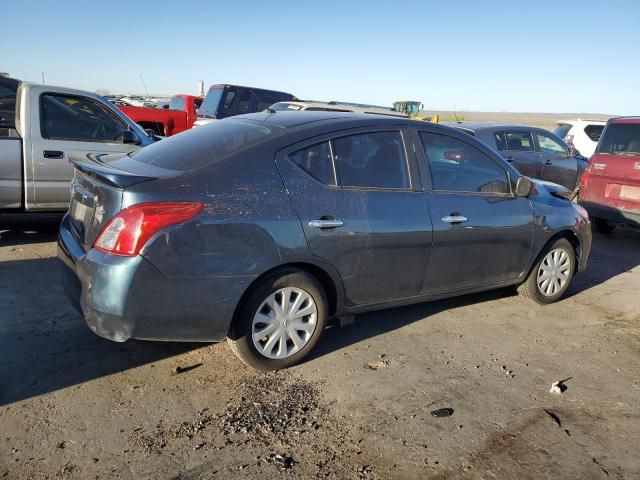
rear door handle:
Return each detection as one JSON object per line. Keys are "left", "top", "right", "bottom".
{"left": 43, "top": 150, "right": 64, "bottom": 159}
{"left": 505, "top": 156, "right": 514, "bottom": 163}
{"left": 544, "top": 160, "right": 553, "bottom": 165}
{"left": 309, "top": 219, "right": 344, "bottom": 229}
{"left": 442, "top": 215, "right": 468, "bottom": 224}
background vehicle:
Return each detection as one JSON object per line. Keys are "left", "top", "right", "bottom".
{"left": 449, "top": 122, "right": 587, "bottom": 195}
{"left": 0, "top": 77, "right": 154, "bottom": 212}
{"left": 117, "top": 94, "right": 203, "bottom": 136}
{"left": 393, "top": 100, "right": 432, "bottom": 121}
{"left": 553, "top": 119, "right": 607, "bottom": 158}
{"left": 194, "top": 84, "right": 295, "bottom": 127}
{"left": 579, "top": 117, "right": 640, "bottom": 232}
{"left": 269, "top": 100, "right": 408, "bottom": 117}
{"left": 58, "top": 112, "right": 591, "bottom": 370}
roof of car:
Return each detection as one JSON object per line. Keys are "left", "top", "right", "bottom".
{"left": 556, "top": 119, "right": 607, "bottom": 125}
{"left": 273, "top": 100, "right": 407, "bottom": 117}
{"left": 236, "top": 110, "right": 425, "bottom": 130}
{"left": 609, "top": 116, "right": 640, "bottom": 124}
{"left": 443, "top": 121, "right": 535, "bottom": 131}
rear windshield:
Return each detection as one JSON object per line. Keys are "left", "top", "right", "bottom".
{"left": 553, "top": 124, "right": 572, "bottom": 139}
{"left": 597, "top": 124, "right": 640, "bottom": 156}
{"left": 130, "top": 119, "right": 279, "bottom": 171}
{"left": 168, "top": 96, "right": 186, "bottom": 111}
{"left": 198, "top": 87, "right": 225, "bottom": 117}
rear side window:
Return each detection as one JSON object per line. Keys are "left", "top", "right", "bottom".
{"left": 40, "top": 93, "right": 130, "bottom": 143}
{"left": 131, "top": 119, "right": 277, "bottom": 171}
{"left": 597, "top": 123, "right": 640, "bottom": 155}
{"left": 553, "top": 123, "right": 572, "bottom": 139}
{"left": 198, "top": 87, "right": 224, "bottom": 117}
{"left": 168, "top": 97, "right": 186, "bottom": 111}
{"left": 235, "top": 88, "right": 252, "bottom": 114}
{"left": 0, "top": 77, "right": 18, "bottom": 132}
{"left": 289, "top": 141, "right": 335, "bottom": 185}
{"left": 333, "top": 131, "right": 409, "bottom": 189}
{"left": 221, "top": 90, "right": 237, "bottom": 113}
{"left": 501, "top": 131, "right": 534, "bottom": 152}
{"left": 420, "top": 132, "right": 510, "bottom": 194}
{"left": 584, "top": 124, "right": 604, "bottom": 142}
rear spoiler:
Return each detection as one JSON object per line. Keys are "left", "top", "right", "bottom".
{"left": 71, "top": 154, "right": 157, "bottom": 189}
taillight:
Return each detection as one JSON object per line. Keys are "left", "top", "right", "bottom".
{"left": 94, "top": 202, "right": 204, "bottom": 256}
{"left": 580, "top": 168, "right": 590, "bottom": 191}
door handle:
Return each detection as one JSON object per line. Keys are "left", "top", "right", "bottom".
{"left": 309, "top": 219, "right": 344, "bottom": 229}
{"left": 505, "top": 156, "right": 514, "bottom": 163}
{"left": 442, "top": 214, "right": 468, "bottom": 224}
{"left": 544, "top": 160, "right": 553, "bottom": 165}
{"left": 43, "top": 150, "right": 64, "bottom": 159}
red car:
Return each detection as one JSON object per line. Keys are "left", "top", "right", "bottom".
{"left": 580, "top": 117, "right": 640, "bottom": 232}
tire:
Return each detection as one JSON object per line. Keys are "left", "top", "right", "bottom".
{"left": 592, "top": 217, "right": 615, "bottom": 234}
{"left": 227, "top": 269, "right": 328, "bottom": 370}
{"left": 517, "top": 238, "right": 576, "bottom": 305}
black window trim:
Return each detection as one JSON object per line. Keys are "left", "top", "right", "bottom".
{"left": 415, "top": 127, "right": 515, "bottom": 197}
{"left": 282, "top": 126, "right": 417, "bottom": 192}
{"left": 38, "top": 92, "right": 131, "bottom": 144}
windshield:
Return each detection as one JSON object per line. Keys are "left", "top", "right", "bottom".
{"left": 597, "top": 123, "right": 640, "bottom": 156}
{"left": 198, "top": 87, "right": 225, "bottom": 118}
{"left": 553, "top": 124, "right": 572, "bottom": 139}
{"left": 130, "top": 119, "right": 279, "bottom": 171}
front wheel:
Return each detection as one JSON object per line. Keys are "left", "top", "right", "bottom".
{"left": 227, "top": 270, "right": 328, "bottom": 370}
{"left": 518, "top": 238, "right": 576, "bottom": 304}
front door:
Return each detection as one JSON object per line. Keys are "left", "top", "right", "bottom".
{"left": 494, "top": 130, "right": 542, "bottom": 179}
{"left": 416, "top": 130, "right": 534, "bottom": 293}
{"left": 29, "top": 90, "right": 140, "bottom": 210}
{"left": 536, "top": 130, "right": 578, "bottom": 191}
{"left": 276, "top": 128, "right": 432, "bottom": 306}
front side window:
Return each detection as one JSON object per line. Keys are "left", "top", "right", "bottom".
{"left": 501, "top": 131, "right": 535, "bottom": 152}
{"left": 420, "top": 132, "right": 510, "bottom": 194}
{"left": 536, "top": 132, "right": 566, "bottom": 155}
{"left": 40, "top": 93, "right": 129, "bottom": 143}
{"left": 289, "top": 141, "right": 335, "bottom": 185}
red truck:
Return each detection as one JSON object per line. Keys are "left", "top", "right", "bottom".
{"left": 118, "top": 94, "right": 203, "bottom": 137}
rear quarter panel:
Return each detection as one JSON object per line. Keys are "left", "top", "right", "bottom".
{"left": 582, "top": 153, "right": 640, "bottom": 215}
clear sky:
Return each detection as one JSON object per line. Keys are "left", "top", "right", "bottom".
{"left": 2, "top": 0, "right": 639, "bottom": 114}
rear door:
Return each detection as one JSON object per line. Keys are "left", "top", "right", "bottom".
{"left": 28, "top": 88, "right": 143, "bottom": 210}
{"left": 276, "top": 127, "right": 432, "bottom": 306}
{"left": 584, "top": 122, "right": 640, "bottom": 215}
{"left": 535, "top": 130, "right": 579, "bottom": 191}
{"left": 415, "top": 129, "right": 534, "bottom": 293}
{"left": 493, "top": 129, "right": 542, "bottom": 179}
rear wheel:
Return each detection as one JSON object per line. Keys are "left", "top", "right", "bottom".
{"left": 227, "top": 270, "right": 328, "bottom": 370}
{"left": 518, "top": 238, "right": 576, "bottom": 304}
{"left": 592, "top": 217, "right": 615, "bottom": 234}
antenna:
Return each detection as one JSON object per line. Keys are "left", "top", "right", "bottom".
{"left": 139, "top": 73, "right": 150, "bottom": 97}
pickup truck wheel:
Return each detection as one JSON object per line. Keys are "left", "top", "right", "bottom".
{"left": 592, "top": 217, "right": 615, "bottom": 234}
{"left": 518, "top": 238, "right": 576, "bottom": 305}
{"left": 227, "top": 270, "right": 327, "bottom": 371}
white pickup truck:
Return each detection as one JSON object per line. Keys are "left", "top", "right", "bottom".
{"left": 0, "top": 77, "right": 155, "bottom": 213}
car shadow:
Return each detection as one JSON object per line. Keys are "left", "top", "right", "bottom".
{"left": 0, "top": 214, "right": 63, "bottom": 247}
{"left": 566, "top": 227, "right": 640, "bottom": 298}
{"left": 0, "top": 255, "right": 203, "bottom": 406}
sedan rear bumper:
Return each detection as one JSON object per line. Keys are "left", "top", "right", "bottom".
{"left": 57, "top": 214, "right": 253, "bottom": 343}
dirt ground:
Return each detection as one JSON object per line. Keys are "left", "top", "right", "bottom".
{"left": 1, "top": 217, "right": 639, "bottom": 480}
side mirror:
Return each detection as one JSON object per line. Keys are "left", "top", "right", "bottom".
{"left": 515, "top": 176, "right": 534, "bottom": 197}
{"left": 121, "top": 129, "right": 140, "bottom": 145}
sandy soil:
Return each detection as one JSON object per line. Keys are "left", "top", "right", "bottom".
{"left": 1, "top": 217, "right": 639, "bottom": 479}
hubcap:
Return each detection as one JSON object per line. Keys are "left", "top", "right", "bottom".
{"left": 537, "top": 248, "right": 571, "bottom": 297}
{"left": 251, "top": 287, "right": 318, "bottom": 359}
